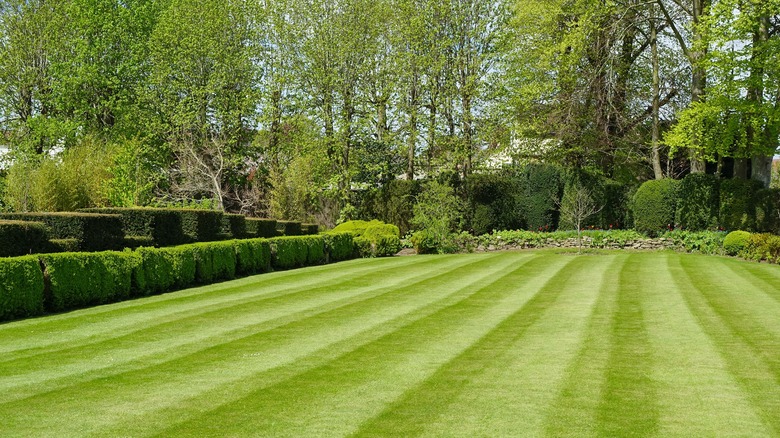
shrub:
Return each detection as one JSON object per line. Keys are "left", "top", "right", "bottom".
{"left": 660, "top": 230, "right": 725, "bottom": 255}
{"left": 276, "top": 220, "right": 303, "bottom": 236}
{"left": 246, "top": 218, "right": 278, "bottom": 238}
{"left": 742, "top": 233, "right": 780, "bottom": 262}
{"left": 720, "top": 179, "right": 762, "bottom": 231}
{"left": 322, "top": 232, "right": 355, "bottom": 262}
{"left": 519, "top": 163, "right": 563, "bottom": 231}
{"left": 178, "top": 209, "right": 224, "bottom": 242}
{"left": 303, "top": 236, "right": 326, "bottom": 265}
{"left": 221, "top": 214, "right": 248, "bottom": 239}
{"left": 192, "top": 241, "right": 237, "bottom": 283}
{"left": 0, "top": 220, "right": 49, "bottom": 257}
{"left": 723, "top": 231, "right": 751, "bottom": 256}
{"left": 269, "top": 236, "right": 310, "bottom": 269}
{"left": 359, "top": 180, "right": 421, "bottom": 235}
{"left": 0, "top": 212, "right": 125, "bottom": 251}
{"left": 41, "top": 252, "right": 135, "bottom": 312}
{"left": 47, "top": 239, "right": 80, "bottom": 253}
{"left": 675, "top": 173, "right": 720, "bottom": 231}
{"left": 632, "top": 179, "right": 680, "bottom": 237}
{"left": 80, "top": 208, "right": 185, "bottom": 246}
{"left": 132, "top": 246, "right": 197, "bottom": 295}
{"left": 334, "top": 220, "right": 400, "bottom": 257}
{"left": 754, "top": 189, "right": 780, "bottom": 234}
{"left": 233, "top": 238, "right": 272, "bottom": 275}
{"left": 465, "top": 173, "right": 523, "bottom": 235}
{"left": 560, "top": 170, "right": 629, "bottom": 230}
{"left": 0, "top": 256, "right": 45, "bottom": 321}
{"left": 302, "top": 223, "right": 320, "bottom": 235}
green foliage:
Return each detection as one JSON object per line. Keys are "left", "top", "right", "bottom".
{"left": 132, "top": 246, "right": 197, "bottom": 296}
{"left": 221, "top": 214, "right": 248, "bottom": 239}
{"left": 303, "top": 236, "right": 326, "bottom": 265}
{"left": 322, "top": 232, "right": 355, "bottom": 262}
{"left": 302, "top": 223, "right": 320, "bottom": 235}
{"left": 518, "top": 164, "right": 563, "bottom": 231}
{"left": 411, "top": 181, "right": 463, "bottom": 253}
{"left": 754, "top": 189, "right": 780, "bottom": 234}
{"left": 246, "top": 218, "right": 278, "bottom": 238}
{"left": 465, "top": 173, "right": 523, "bottom": 235}
{"left": 0, "top": 256, "right": 45, "bottom": 321}
{"left": 719, "top": 179, "right": 762, "bottom": 232}
{"left": 0, "top": 220, "right": 49, "bottom": 257}
{"left": 660, "top": 230, "right": 726, "bottom": 255}
{"left": 179, "top": 209, "right": 224, "bottom": 243}
{"left": 232, "top": 239, "right": 272, "bottom": 275}
{"left": 334, "top": 220, "right": 400, "bottom": 257}
{"left": 47, "top": 239, "right": 81, "bottom": 253}
{"left": 723, "top": 231, "right": 752, "bottom": 256}
{"left": 276, "top": 220, "right": 303, "bottom": 236}
{"left": 560, "top": 170, "right": 629, "bottom": 230}
{"left": 632, "top": 179, "right": 680, "bottom": 237}
{"left": 269, "top": 236, "right": 311, "bottom": 270}
{"left": 192, "top": 241, "right": 237, "bottom": 284}
{"left": 675, "top": 173, "right": 720, "bottom": 231}
{"left": 742, "top": 233, "right": 780, "bottom": 263}
{"left": 359, "top": 180, "right": 421, "bottom": 235}
{"left": 0, "top": 212, "right": 124, "bottom": 251}
{"left": 80, "top": 208, "right": 185, "bottom": 246}
{"left": 41, "top": 252, "right": 135, "bottom": 312}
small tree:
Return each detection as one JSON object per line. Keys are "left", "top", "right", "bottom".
{"left": 558, "top": 184, "right": 603, "bottom": 253}
{"left": 411, "top": 181, "right": 462, "bottom": 253}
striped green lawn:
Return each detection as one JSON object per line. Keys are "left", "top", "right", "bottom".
{"left": 1, "top": 250, "right": 779, "bottom": 437}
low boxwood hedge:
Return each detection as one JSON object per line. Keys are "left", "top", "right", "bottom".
{"left": 323, "top": 232, "right": 355, "bottom": 262}
{"left": 0, "top": 256, "right": 45, "bottom": 321}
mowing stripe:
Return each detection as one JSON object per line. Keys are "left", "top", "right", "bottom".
{"left": 543, "top": 253, "right": 627, "bottom": 437}
{"left": 0, "top": 257, "right": 419, "bottom": 356}
{"left": 0, "top": 253, "right": 533, "bottom": 435}
{"left": 595, "top": 253, "right": 660, "bottom": 436}
{"left": 0, "top": 254, "right": 500, "bottom": 403}
{"left": 348, "top": 254, "right": 614, "bottom": 437}
{"left": 642, "top": 253, "right": 767, "bottom": 436}
{"left": 672, "top": 254, "right": 780, "bottom": 435}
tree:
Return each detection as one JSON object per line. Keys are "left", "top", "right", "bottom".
{"left": 558, "top": 184, "right": 603, "bottom": 253}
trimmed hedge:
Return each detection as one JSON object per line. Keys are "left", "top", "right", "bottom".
{"left": 221, "top": 214, "right": 248, "bottom": 239}
{"left": 233, "top": 238, "right": 272, "bottom": 275}
{"left": 133, "top": 246, "right": 197, "bottom": 295}
{"left": 192, "top": 241, "right": 237, "bottom": 284}
{"left": 41, "top": 252, "right": 135, "bottom": 312}
{"left": 559, "top": 170, "right": 629, "bottom": 230}
{"left": 276, "top": 220, "right": 303, "bottom": 236}
{"left": 0, "top": 256, "right": 45, "bottom": 320}
{"left": 465, "top": 173, "right": 523, "bottom": 235}
{"left": 675, "top": 173, "right": 720, "bottom": 231}
{"left": 302, "top": 223, "right": 320, "bottom": 235}
{"left": 323, "top": 232, "right": 355, "bottom": 262}
{"left": 80, "top": 208, "right": 184, "bottom": 246}
{"left": 0, "top": 212, "right": 124, "bottom": 251}
{"left": 359, "top": 179, "right": 421, "bottom": 235}
{"left": 0, "top": 220, "right": 49, "bottom": 257}
{"left": 754, "top": 189, "right": 780, "bottom": 234}
{"left": 719, "top": 179, "right": 762, "bottom": 232}
{"left": 269, "top": 235, "right": 325, "bottom": 269}
{"left": 332, "top": 220, "right": 400, "bottom": 257}
{"left": 246, "top": 218, "right": 278, "bottom": 238}
{"left": 632, "top": 179, "right": 680, "bottom": 237}
{"left": 179, "top": 209, "right": 224, "bottom": 243}
{"left": 520, "top": 164, "right": 564, "bottom": 231}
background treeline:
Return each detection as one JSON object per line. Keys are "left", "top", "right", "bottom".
{"left": 0, "top": 0, "right": 778, "bottom": 227}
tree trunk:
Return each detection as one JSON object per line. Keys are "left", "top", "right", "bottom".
{"left": 748, "top": 14, "right": 773, "bottom": 188}
{"left": 689, "top": 0, "right": 710, "bottom": 173}
{"left": 651, "top": 17, "right": 663, "bottom": 179}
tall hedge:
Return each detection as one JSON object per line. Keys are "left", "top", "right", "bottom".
{"left": 276, "top": 220, "right": 303, "bottom": 236}
{"left": 0, "top": 220, "right": 49, "bottom": 257}
{"left": 0, "top": 212, "right": 124, "bottom": 251}
{"left": 675, "top": 173, "right": 720, "bottom": 231}
{"left": 720, "top": 179, "right": 762, "bottom": 231}
{"left": 359, "top": 180, "right": 421, "bottom": 235}
{"left": 519, "top": 164, "right": 563, "bottom": 231}
{"left": 754, "top": 189, "right": 780, "bottom": 234}
{"left": 632, "top": 178, "right": 680, "bottom": 236}
{"left": 179, "top": 209, "right": 224, "bottom": 242}
{"left": 41, "top": 252, "right": 135, "bottom": 312}
{"left": 80, "top": 208, "right": 185, "bottom": 246}
{"left": 465, "top": 173, "right": 523, "bottom": 235}
{"left": 246, "top": 218, "right": 278, "bottom": 238}
{"left": 0, "top": 256, "right": 45, "bottom": 321}
{"left": 559, "top": 170, "right": 629, "bottom": 230}
{"left": 221, "top": 214, "right": 248, "bottom": 239}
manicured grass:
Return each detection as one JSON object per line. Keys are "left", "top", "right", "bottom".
{"left": 1, "top": 250, "right": 779, "bottom": 436}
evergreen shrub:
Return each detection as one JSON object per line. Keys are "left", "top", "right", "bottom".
{"left": 754, "top": 189, "right": 780, "bottom": 234}
{"left": 233, "top": 239, "right": 272, "bottom": 275}
{"left": 465, "top": 173, "right": 523, "bottom": 235}
{"left": 302, "top": 223, "right": 319, "bottom": 235}
{"left": 359, "top": 180, "right": 420, "bottom": 235}
{"left": 719, "top": 179, "right": 762, "bottom": 231}
{"left": 519, "top": 164, "right": 563, "bottom": 231}
{"left": 0, "top": 220, "right": 49, "bottom": 257}
{"left": 192, "top": 241, "right": 237, "bottom": 283}
{"left": 269, "top": 236, "right": 309, "bottom": 269}
{"left": 246, "top": 218, "right": 278, "bottom": 238}
{"left": 276, "top": 220, "right": 303, "bottom": 236}
{"left": 221, "top": 214, "right": 248, "bottom": 239}
{"left": 0, "top": 212, "right": 124, "bottom": 251}
{"left": 322, "top": 232, "right": 355, "bottom": 262}
{"left": 675, "top": 173, "right": 720, "bottom": 231}
{"left": 723, "top": 230, "right": 751, "bottom": 256}
{"left": 132, "top": 246, "right": 197, "bottom": 295}
{"left": 632, "top": 179, "right": 680, "bottom": 236}
{"left": 0, "top": 256, "right": 45, "bottom": 321}
{"left": 80, "top": 208, "right": 185, "bottom": 246}
{"left": 560, "top": 170, "right": 629, "bottom": 230}
{"left": 41, "top": 251, "right": 134, "bottom": 312}
{"left": 178, "top": 209, "right": 224, "bottom": 242}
